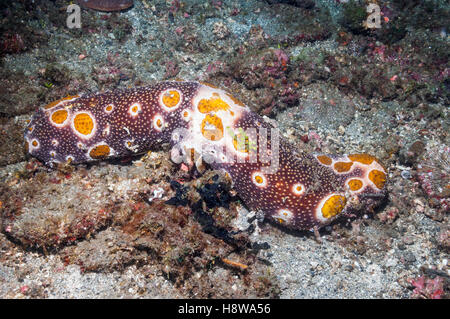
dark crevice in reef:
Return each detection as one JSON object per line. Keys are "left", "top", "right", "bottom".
{"left": 165, "top": 176, "right": 248, "bottom": 248}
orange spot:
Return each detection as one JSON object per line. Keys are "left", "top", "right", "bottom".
{"left": 105, "top": 105, "right": 113, "bottom": 112}
{"left": 73, "top": 113, "right": 94, "bottom": 136}
{"left": 317, "top": 155, "right": 332, "bottom": 165}
{"left": 32, "top": 140, "right": 38, "bottom": 147}
{"left": 129, "top": 103, "right": 141, "bottom": 116}
{"left": 183, "top": 111, "right": 189, "bottom": 117}
{"left": 44, "top": 95, "right": 79, "bottom": 109}
{"left": 322, "top": 195, "right": 347, "bottom": 219}
{"left": 369, "top": 169, "right": 386, "bottom": 189}
{"left": 348, "top": 179, "right": 363, "bottom": 191}
{"left": 198, "top": 93, "right": 230, "bottom": 113}
{"left": 153, "top": 116, "right": 164, "bottom": 131}
{"left": 348, "top": 153, "right": 375, "bottom": 165}
{"left": 200, "top": 81, "right": 218, "bottom": 89}
{"left": 254, "top": 175, "right": 263, "bottom": 184}
{"left": 201, "top": 114, "right": 224, "bottom": 141}
{"left": 334, "top": 161, "right": 353, "bottom": 173}
{"left": 28, "top": 126, "right": 33, "bottom": 132}
{"left": 226, "top": 92, "right": 245, "bottom": 107}
{"left": 51, "top": 109, "right": 68, "bottom": 124}
{"left": 292, "top": 183, "right": 304, "bottom": 195}
{"left": 162, "top": 90, "right": 181, "bottom": 108}
{"left": 44, "top": 100, "right": 62, "bottom": 110}
{"left": 89, "top": 145, "right": 110, "bottom": 159}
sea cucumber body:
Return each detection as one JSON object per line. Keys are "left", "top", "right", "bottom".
{"left": 25, "top": 81, "right": 387, "bottom": 230}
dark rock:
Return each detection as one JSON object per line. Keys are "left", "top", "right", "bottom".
{"left": 76, "top": 0, "right": 133, "bottom": 12}
{"left": 265, "top": 0, "right": 315, "bottom": 9}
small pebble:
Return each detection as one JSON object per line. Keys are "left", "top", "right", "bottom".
{"left": 403, "top": 251, "right": 416, "bottom": 264}
{"left": 402, "top": 236, "right": 414, "bottom": 245}
{"left": 343, "top": 264, "right": 353, "bottom": 272}
{"left": 400, "top": 170, "right": 411, "bottom": 179}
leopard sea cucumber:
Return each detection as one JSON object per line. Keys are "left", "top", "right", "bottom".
{"left": 24, "top": 81, "right": 387, "bottom": 231}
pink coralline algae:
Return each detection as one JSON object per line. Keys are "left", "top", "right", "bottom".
{"left": 76, "top": 0, "right": 133, "bottom": 12}
{"left": 265, "top": 49, "right": 289, "bottom": 78}
{"left": 409, "top": 275, "right": 445, "bottom": 299}
{"left": 0, "top": 33, "right": 26, "bottom": 54}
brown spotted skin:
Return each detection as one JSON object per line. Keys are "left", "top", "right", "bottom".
{"left": 25, "top": 81, "right": 387, "bottom": 230}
